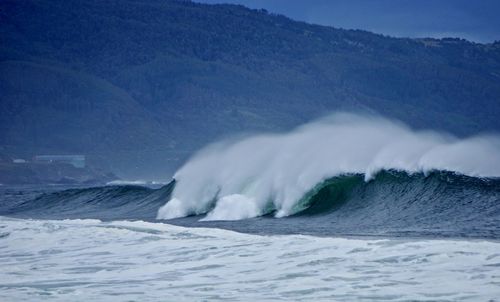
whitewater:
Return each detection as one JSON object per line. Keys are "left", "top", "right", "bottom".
{"left": 1, "top": 217, "right": 500, "bottom": 301}
{"left": 158, "top": 113, "right": 500, "bottom": 221}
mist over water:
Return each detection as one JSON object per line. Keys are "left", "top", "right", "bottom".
{"left": 157, "top": 113, "right": 500, "bottom": 221}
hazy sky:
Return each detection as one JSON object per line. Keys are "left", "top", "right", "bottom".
{"left": 196, "top": 0, "right": 500, "bottom": 43}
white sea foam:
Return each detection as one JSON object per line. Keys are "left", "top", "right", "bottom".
{"left": 106, "top": 180, "right": 167, "bottom": 186}
{"left": 158, "top": 113, "right": 500, "bottom": 220}
{"left": 1, "top": 217, "right": 499, "bottom": 301}
{"left": 201, "top": 194, "right": 260, "bottom": 221}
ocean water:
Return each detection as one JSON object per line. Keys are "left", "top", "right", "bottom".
{"left": 1, "top": 114, "right": 500, "bottom": 301}
{"left": 1, "top": 217, "right": 500, "bottom": 301}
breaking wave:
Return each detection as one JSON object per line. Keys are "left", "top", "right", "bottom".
{"left": 2, "top": 113, "right": 500, "bottom": 238}
{"left": 157, "top": 113, "right": 500, "bottom": 221}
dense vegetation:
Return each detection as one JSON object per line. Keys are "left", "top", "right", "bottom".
{"left": 1, "top": 0, "right": 500, "bottom": 179}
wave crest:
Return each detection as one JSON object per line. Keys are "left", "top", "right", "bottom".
{"left": 157, "top": 113, "right": 500, "bottom": 221}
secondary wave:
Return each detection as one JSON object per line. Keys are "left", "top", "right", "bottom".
{"left": 157, "top": 113, "right": 500, "bottom": 221}
{"left": 1, "top": 183, "right": 174, "bottom": 220}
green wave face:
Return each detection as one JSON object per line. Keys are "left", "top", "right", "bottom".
{"left": 276, "top": 170, "right": 500, "bottom": 238}
{"left": 292, "top": 175, "right": 363, "bottom": 216}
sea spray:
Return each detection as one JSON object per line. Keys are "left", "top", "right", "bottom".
{"left": 154, "top": 113, "right": 500, "bottom": 220}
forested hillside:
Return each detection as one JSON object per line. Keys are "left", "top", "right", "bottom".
{"left": 1, "top": 0, "right": 500, "bottom": 179}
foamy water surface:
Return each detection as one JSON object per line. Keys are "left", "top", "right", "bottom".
{"left": 1, "top": 217, "right": 499, "bottom": 301}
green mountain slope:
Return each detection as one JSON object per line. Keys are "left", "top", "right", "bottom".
{"left": 1, "top": 0, "right": 500, "bottom": 179}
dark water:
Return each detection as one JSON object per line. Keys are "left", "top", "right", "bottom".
{"left": 1, "top": 170, "right": 499, "bottom": 239}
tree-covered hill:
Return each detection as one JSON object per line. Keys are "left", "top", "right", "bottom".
{"left": 1, "top": 0, "right": 500, "bottom": 179}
